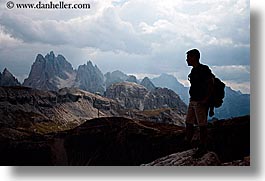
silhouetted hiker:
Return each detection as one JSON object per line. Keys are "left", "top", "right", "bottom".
{"left": 185, "top": 49, "right": 214, "bottom": 158}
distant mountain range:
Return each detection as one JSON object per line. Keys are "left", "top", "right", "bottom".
{"left": 151, "top": 73, "right": 189, "bottom": 104}
{"left": 214, "top": 87, "right": 250, "bottom": 119}
{"left": 23, "top": 51, "right": 105, "bottom": 94}
{"left": 150, "top": 74, "right": 250, "bottom": 119}
{"left": 0, "top": 51, "right": 250, "bottom": 119}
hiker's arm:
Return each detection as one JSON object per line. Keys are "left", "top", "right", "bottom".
{"left": 201, "top": 77, "right": 214, "bottom": 105}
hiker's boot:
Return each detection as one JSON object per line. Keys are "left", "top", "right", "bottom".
{"left": 192, "top": 126, "right": 208, "bottom": 159}
{"left": 192, "top": 145, "right": 208, "bottom": 159}
{"left": 184, "top": 123, "right": 194, "bottom": 149}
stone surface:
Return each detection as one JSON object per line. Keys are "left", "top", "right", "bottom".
{"left": 106, "top": 81, "right": 187, "bottom": 112}
{"left": 0, "top": 86, "right": 119, "bottom": 134}
{"left": 141, "top": 149, "right": 221, "bottom": 166}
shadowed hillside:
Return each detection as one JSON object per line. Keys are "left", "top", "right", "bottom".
{"left": 0, "top": 115, "right": 250, "bottom": 166}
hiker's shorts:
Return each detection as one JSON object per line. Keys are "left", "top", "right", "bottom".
{"left": 186, "top": 101, "right": 209, "bottom": 126}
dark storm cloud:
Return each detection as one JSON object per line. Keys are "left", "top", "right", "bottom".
{"left": 0, "top": 0, "right": 250, "bottom": 93}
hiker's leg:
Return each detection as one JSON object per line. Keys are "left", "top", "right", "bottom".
{"left": 185, "top": 102, "right": 196, "bottom": 144}
{"left": 192, "top": 125, "right": 208, "bottom": 159}
{"left": 194, "top": 103, "right": 209, "bottom": 147}
{"left": 192, "top": 103, "right": 209, "bottom": 158}
{"left": 199, "top": 125, "right": 208, "bottom": 150}
{"left": 186, "top": 123, "right": 194, "bottom": 143}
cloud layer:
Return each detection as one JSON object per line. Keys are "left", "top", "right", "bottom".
{"left": 0, "top": 0, "right": 250, "bottom": 93}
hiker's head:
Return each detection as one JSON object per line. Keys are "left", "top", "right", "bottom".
{"left": 186, "top": 49, "right": 200, "bottom": 67}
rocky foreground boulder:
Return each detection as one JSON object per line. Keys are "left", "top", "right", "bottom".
{"left": 142, "top": 150, "right": 221, "bottom": 166}
{"left": 142, "top": 149, "right": 250, "bottom": 166}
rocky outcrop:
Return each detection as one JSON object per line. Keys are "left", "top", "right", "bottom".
{"left": 105, "top": 82, "right": 187, "bottom": 125}
{"left": 140, "top": 77, "right": 156, "bottom": 90}
{"left": 142, "top": 150, "right": 250, "bottom": 166}
{"left": 221, "top": 156, "right": 250, "bottom": 166}
{"left": 145, "top": 87, "right": 187, "bottom": 112}
{"left": 106, "top": 81, "right": 187, "bottom": 112}
{"left": 75, "top": 61, "right": 105, "bottom": 94}
{"left": 0, "top": 86, "right": 119, "bottom": 134}
{"left": 0, "top": 85, "right": 185, "bottom": 128}
{"left": 0, "top": 68, "right": 21, "bottom": 86}
{"left": 106, "top": 81, "right": 148, "bottom": 110}
{"left": 142, "top": 150, "right": 221, "bottom": 166}
{"left": 23, "top": 51, "right": 76, "bottom": 91}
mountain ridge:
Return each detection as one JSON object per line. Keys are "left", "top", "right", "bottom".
{"left": 3, "top": 51, "right": 250, "bottom": 119}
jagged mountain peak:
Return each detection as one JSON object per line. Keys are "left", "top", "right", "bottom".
{"left": 23, "top": 51, "right": 75, "bottom": 91}
{"left": 87, "top": 60, "right": 93, "bottom": 65}
{"left": 75, "top": 60, "right": 104, "bottom": 94}
{"left": 0, "top": 68, "right": 21, "bottom": 86}
{"left": 36, "top": 54, "right": 45, "bottom": 62}
{"left": 140, "top": 77, "right": 156, "bottom": 90}
{"left": 41, "top": 51, "right": 71, "bottom": 67}
{"left": 78, "top": 61, "right": 98, "bottom": 70}
{"left": 2, "top": 68, "right": 13, "bottom": 77}
{"left": 23, "top": 51, "right": 106, "bottom": 93}
{"left": 45, "top": 51, "right": 55, "bottom": 60}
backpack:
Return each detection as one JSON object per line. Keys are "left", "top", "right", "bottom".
{"left": 209, "top": 75, "right": 225, "bottom": 117}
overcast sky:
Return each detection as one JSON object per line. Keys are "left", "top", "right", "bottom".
{"left": 0, "top": 0, "right": 250, "bottom": 93}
